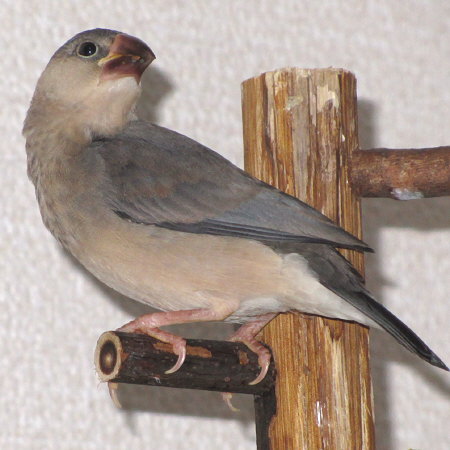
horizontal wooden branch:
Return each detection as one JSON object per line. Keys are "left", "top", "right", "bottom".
{"left": 94, "top": 331, "right": 275, "bottom": 394}
{"left": 352, "top": 146, "right": 450, "bottom": 199}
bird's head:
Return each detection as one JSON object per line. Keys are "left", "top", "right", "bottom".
{"left": 24, "top": 29, "right": 155, "bottom": 141}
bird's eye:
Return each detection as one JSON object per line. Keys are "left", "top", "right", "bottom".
{"left": 77, "top": 42, "right": 98, "bottom": 57}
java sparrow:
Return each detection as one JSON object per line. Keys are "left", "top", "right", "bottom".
{"left": 23, "top": 29, "right": 448, "bottom": 385}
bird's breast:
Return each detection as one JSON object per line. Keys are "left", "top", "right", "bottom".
{"left": 28, "top": 147, "right": 104, "bottom": 250}
{"left": 75, "top": 222, "right": 289, "bottom": 316}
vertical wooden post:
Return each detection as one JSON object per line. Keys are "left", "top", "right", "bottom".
{"left": 242, "top": 69, "right": 375, "bottom": 449}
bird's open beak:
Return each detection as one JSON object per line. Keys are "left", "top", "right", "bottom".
{"left": 98, "top": 33, "right": 155, "bottom": 83}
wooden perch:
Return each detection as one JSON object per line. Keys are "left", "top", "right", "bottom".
{"left": 352, "top": 146, "right": 450, "bottom": 199}
{"left": 95, "top": 331, "right": 275, "bottom": 394}
{"left": 242, "top": 68, "right": 375, "bottom": 449}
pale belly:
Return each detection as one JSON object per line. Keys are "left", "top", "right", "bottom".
{"left": 71, "top": 218, "right": 374, "bottom": 327}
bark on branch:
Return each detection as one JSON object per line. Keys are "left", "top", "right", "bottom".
{"left": 352, "top": 146, "right": 450, "bottom": 199}
{"left": 95, "top": 331, "right": 275, "bottom": 394}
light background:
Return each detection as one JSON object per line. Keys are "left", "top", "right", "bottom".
{"left": 1, "top": 1, "right": 449, "bottom": 449}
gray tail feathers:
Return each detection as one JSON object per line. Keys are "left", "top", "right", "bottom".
{"left": 286, "top": 244, "right": 448, "bottom": 370}
{"left": 354, "top": 291, "right": 448, "bottom": 371}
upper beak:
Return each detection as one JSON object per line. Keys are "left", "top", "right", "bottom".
{"left": 98, "top": 33, "right": 155, "bottom": 82}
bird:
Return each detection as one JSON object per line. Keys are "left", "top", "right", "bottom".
{"left": 23, "top": 28, "right": 448, "bottom": 385}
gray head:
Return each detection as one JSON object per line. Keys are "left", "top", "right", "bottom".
{"left": 24, "top": 28, "right": 155, "bottom": 140}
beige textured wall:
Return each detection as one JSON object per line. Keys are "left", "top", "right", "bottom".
{"left": 2, "top": 1, "right": 449, "bottom": 449}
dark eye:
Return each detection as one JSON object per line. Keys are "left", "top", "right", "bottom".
{"left": 77, "top": 42, "right": 98, "bottom": 57}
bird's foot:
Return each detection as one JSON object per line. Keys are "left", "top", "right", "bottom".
{"left": 118, "top": 313, "right": 187, "bottom": 374}
{"left": 229, "top": 313, "right": 276, "bottom": 385}
{"left": 118, "top": 307, "right": 235, "bottom": 374}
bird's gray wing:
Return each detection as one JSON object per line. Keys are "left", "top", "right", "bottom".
{"left": 93, "top": 120, "right": 372, "bottom": 251}
{"left": 294, "top": 243, "right": 448, "bottom": 370}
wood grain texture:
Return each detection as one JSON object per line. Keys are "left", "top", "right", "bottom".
{"left": 242, "top": 68, "right": 375, "bottom": 449}
{"left": 352, "top": 146, "right": 450, "bottom": 199}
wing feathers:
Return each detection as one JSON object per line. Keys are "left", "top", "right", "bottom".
{"left": 94, "top": 120, "right": 371, "bottom": 251}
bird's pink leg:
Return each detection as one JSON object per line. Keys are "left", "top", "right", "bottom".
{"left": 229, "top": 313, "right": 277, "bottom": 385}
{"left": 119, "top": 306, "right": 237, "bottom": 374}
{"left": 220, "top": 313, "right": 276, "bottom": 411}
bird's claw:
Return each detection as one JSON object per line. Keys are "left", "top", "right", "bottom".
{"left": 231, "top": 338, "right": 271, "bottom": 385}
{"left": 229, "top": 313, "right": 276, "bottom": 385}
{"left": 108, "top": 382, "right": 122, "bottom": 408}
{"left": 164, "top": 338, "right": 187, "bottom": 374}
{"left": 221, "top": 392, "right": 240, "bottom": 412}
{"left": 118, "top": 315, "right": 188, "bottom": 375}
{"left": 248, "top": 347, "right": 271, "bottom": 385}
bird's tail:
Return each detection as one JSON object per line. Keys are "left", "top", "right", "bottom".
{"left": 349, "top": 290, "right": 448, "bottom": 371}
{"left": 302, "top": 245, "right": 448, "bottom": 371}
